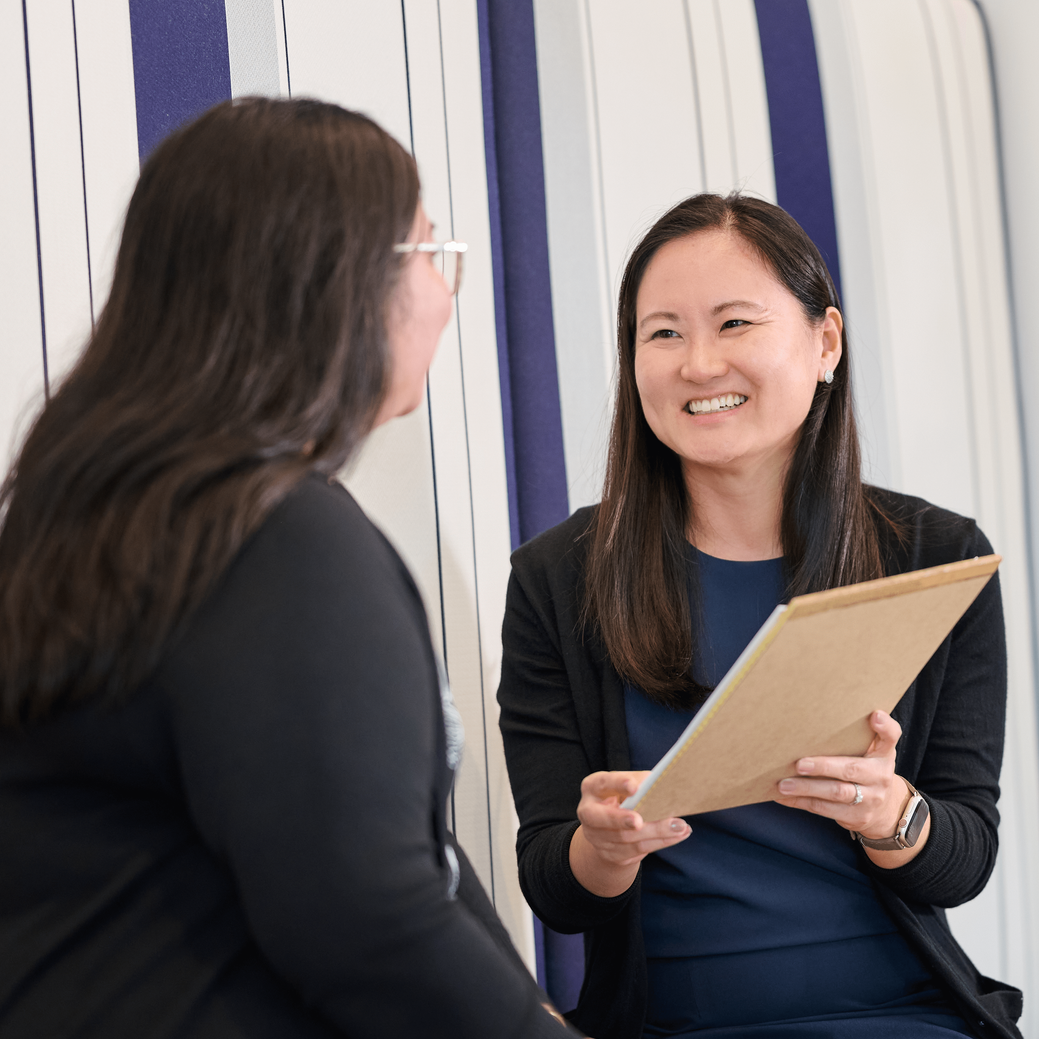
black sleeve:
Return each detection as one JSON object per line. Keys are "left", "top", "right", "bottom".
{"left": 866, "top": 524, "right": 1007, "bottom": 907}
{"left": 160, "top": 485, "right": 574, "bottom": 1039}
{"left": 498, "top": 565, "right": 635, "bottom": 934}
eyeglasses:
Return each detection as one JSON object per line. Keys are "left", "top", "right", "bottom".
{"left": 393, "top": 240, "right": 468, "bottom": 295}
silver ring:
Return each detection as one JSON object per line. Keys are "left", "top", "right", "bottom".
{"left": 850, "top": 783, "right": 863, "bottom": 806}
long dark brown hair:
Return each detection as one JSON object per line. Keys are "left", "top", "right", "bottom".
{"left": 584, "top": 193, "right": 890, "bottom": 708}
{"left": 0, "top": 97, "right": 419, "bottom": 726}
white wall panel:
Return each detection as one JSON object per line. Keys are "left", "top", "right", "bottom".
{"left": 534, "top": 0, "right": 615, "bottom": 512}
{"left": 812, "top": 0, "right": 1039, "bottom": 1022}
{"left": 225, "top": 0, "right": 281, "bottom": 97}
{"left": 714, "top": 0, "right": 776, "bottom": 202}
{"left": 24, "top": 0, "right": 93, "bottom": 386}
{"left": 846, "top": 1, "right": 979, "bottom": 516}
{"left": 0, "top": 3, "right": 46, "bottom": 472}
{"left": 687, "top": 0, "right": 734, "bottom": 193}
{"left": 281, "top": 0, "right": 412, "bottom": 151}
{"left": 438, "top": 0, "right": 530, "bottom": 953}
{"left": 586, "top": 0, "right": 702, "bottom": 303}
{"left": 402, "top": 0, "right": 497, "bottom": 917}
{"left": 75, "top": 1, "right": 139, "bottom": 325}
{"left": 973, "top": 0, "right": 1039, "bottom": 1014}
{"left": 0, "top": 0, "right": 135, "bottom": 486}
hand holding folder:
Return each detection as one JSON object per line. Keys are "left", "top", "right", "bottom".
{"left": 621, "top": 555, "right": 1001, "bottom": 822}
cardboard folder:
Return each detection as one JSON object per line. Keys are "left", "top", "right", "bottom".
{"left": 621, "top": 554, "right": 1001, "bottom": 822}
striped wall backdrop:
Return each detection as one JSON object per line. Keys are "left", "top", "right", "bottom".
{"left": 1, "top": 0, "right": 1037, "bottom": 1028}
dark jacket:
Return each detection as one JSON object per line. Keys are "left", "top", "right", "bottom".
{"left": 0, "top": 475, "right": 573, "bottom": 1039}
{"left": 497, "top": 487, "right": 1023, "bottom": 1039}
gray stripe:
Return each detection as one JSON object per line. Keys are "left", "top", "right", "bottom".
{"left": 225, "top": 0, "right": 280, "bottom": 97}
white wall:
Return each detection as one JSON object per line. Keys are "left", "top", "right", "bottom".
{"left": 810, "top": 2, "right": 1039, "bottom": 1018}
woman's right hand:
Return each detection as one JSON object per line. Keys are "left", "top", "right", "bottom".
{"left": 568, "top": 771, "right": 692, "bottom": 897}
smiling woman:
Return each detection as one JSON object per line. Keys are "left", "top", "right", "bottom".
{"left": 634, "top": 231, "right": 842, "bottom": 522}
{"left": 0, "top": 98, "right": 574, "bottom": 1039}
{"left": 497, "top": 193, "right": 1022, "bottom": 1039}
{"left": 589, "top": 194, "right": 880, "bottom": 708}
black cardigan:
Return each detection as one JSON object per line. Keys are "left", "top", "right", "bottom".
{"left": 0, "top": 475, "right": 574, "bottom": 1039}
{"left": 497, "top": 487, "right": 1023, "bottom": 1039}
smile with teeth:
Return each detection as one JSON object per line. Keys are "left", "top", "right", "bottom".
{"left": 684, "top": 393, "right": 748, "bottom": 415}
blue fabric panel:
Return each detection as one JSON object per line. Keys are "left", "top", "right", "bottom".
{"left": 753, "top": 0, "right": 844, "bottom": 305}
{"left": 128, "top": 0, "right": 232, "bottom": 163}
{"left": 476, "top": 0, "right": 521, "bottom": 549}
{"left": 480, "top": 0, "right": 569, "bottom": 547}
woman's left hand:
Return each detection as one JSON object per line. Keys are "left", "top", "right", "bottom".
{"left": 774, "top": 710, "right": 929, "bottom": 866}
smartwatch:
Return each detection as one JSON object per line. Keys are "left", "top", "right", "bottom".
{"left": 853, "top": 781, "right": 929, "bottom": 851}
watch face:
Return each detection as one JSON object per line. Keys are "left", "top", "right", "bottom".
{"left": 902, "top": 795, "right": 929, "bottom": 847}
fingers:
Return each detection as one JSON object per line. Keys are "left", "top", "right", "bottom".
{"left": 775, "top": 776, "right": 871, "bottom": 822}
{"left": 577, "top": 771, "right": 691, "bottom": 866}
{"left": 775, "top": 712, "right": 906, "bottom": 832}
{"left": 865, "top": 710, "right": 902, "bottom": 759}
{"left": 579, "top": 797, "right": 689, "bottom": 845}
{"left": 580, "top": 770, "right": 648, "bottom": 803}
{"left": 792, "top": 712, "right": 902, "bottom": 783}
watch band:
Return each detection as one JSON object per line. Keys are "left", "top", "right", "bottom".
{"left": 853, "top": 781, "right": 929, "bottom": 850}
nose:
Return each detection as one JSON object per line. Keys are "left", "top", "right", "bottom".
{"left": 678, "top": 334, "right": 729, "bottom": 384}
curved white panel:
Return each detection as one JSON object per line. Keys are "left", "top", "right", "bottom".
{"left": 812, "top": 0, "right": 1039, "bottom": 1022}
{"left": 23, "top": 0, "right": 93, "bottom": 386}
{"left": 0, "top": 3, "right": 46, "bottom": 472}
{"left": 75, "top": 2, "right": 139, "bottom": 327}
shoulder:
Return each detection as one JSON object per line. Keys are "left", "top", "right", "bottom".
{"left": 504, "top": 506, "right": 598, "bottom": 631}
{"left": 511, "top": 506, "right": 597, "bottom": 578}
{"left": 247, "top": 472, "right": 413, "bottom": 588}
{"left": 186, "top": 473, "right": 426, "bottom": 655}
{"left": 865, "top": 485, "right": 994, "bottom": 572}
{"left": 157, "top": 473, "right": 436, "bottom": 718}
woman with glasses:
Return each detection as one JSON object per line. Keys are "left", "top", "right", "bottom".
{"left": 0, "top": 98, "right": 572, "bottom": 1039}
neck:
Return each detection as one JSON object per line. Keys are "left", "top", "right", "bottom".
{"left": 684, "top": 454, "right": 787, "bottom": 560}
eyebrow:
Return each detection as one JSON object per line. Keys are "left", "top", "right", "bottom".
{"left": 711, "top": 299, "right": 766, "bottom": 315}
{"left": 638, "top": 310, "right": 682, "bottom": 329}
{"left": 639, "top": 300, "right": 768, "bottom": 330}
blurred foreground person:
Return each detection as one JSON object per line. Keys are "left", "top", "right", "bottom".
{"left": 0, "top": 97, "right": 575, "bottom": 1039}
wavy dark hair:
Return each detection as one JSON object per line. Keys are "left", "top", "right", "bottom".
{"left": 0, "top": 97, "right": 419, "bottom": 726}
{"left": 584, "top": 193, "right": 893, "bottom": 708}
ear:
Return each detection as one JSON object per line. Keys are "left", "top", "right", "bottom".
{"left": 818, "top": 306, "right": 843, "bottom": 380}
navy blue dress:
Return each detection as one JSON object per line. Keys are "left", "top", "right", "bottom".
{"left": 624, "top": 549, "right": 974, "bottom": 1037}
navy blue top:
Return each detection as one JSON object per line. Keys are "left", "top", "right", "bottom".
{"left": 624, "top": 549, "right": 970, "bottom": 1037}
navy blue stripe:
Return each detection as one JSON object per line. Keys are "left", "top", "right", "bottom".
{"left": 476, "top": 0, "right": 521, "bottom": 550}
{"left": 128, "top": 0, "right": 232, "bottom": 163}
{"left": 478, "top": 0, "right": 568, "bottom": 548}
{"left": 21, "top": 0, "right": 48, "bottom": 399}
{"left": 753, "top": 0, "right": 843, "bottom": 304}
